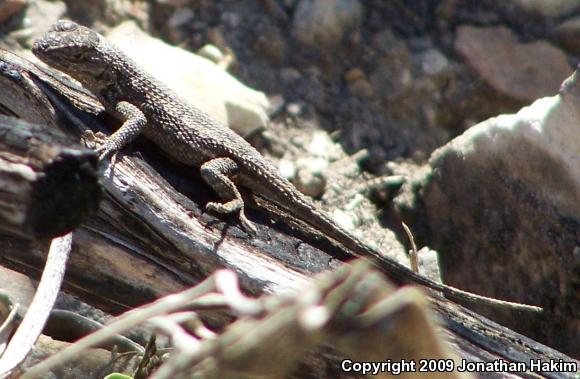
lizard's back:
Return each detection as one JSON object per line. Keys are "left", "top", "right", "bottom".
{"left": 102, "top": 45, "right": 272, "bottom": 172}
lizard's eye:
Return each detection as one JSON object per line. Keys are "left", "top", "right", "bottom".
{"left": 71, "top": 51, "right": 86, "bottom": 60}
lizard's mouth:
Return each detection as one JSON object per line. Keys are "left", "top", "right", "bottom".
{"left": 32, "top": 37, "right": 70, "bottom": 67}
{"left": 33, "top": 41, "right": 99, "bottom": 77}
{"left": 32, "top": 20, "right": 102, "bottom": 70}
{"left": 32, "top": 37, "right": 56, "bottom": 57}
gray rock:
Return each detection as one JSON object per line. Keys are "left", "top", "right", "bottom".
{"left": 552, "top": 15, "right": 580, "bottom": 55}
{"left": 292, "top": 0, "right": 364, "bottom": 48}
{"left": 397, "top": 69, "right": 580, "bottom": 355}
{"left": 416, "top": 48, "right": 449, "bottom": 77}
{"left": 295, "top": 167, "right": 325, "bottom": 198}
{"left": 306, "top": 131, "right": 343, "bottom": 161}
{"left": 416, "top": 247, "right": 442, "bottom": 283}
{"left": 280, "top": 67, "right": 301, "bottom": 83}
{"left": 455, "top": 25, "right": 571, "bottom": 102}
{"left": 286, "top": 102, "right": 303, "bottom": 116}
{"left": 513, "top": 0, "right": 580, "bottom": 17}
{"left": 106, "top": 21, "right": 270, "bottom": 137}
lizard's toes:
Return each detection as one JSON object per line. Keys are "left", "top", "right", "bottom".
{"left": 81, "top": 130, "right": 97, "bottom": 148}
{"left": 239, "top": 214, "right": 257, "bottom": 236}
{"left": 206, "top": 202, "right": 257, "bottom": 235}
{"left": 96, "top": 144, "right": 115, "bottom": 161}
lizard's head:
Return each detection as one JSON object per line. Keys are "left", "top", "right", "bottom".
{"left": 32, "top": 20, "right": 112, "bottom": 86}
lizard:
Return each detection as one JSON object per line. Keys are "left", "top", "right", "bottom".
{"left": 32, "top": 20, "right": 541, "bottom": 312}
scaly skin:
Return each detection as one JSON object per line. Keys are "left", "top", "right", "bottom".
{"left": 32, "top": 20, "right": 541, "bottom": 312}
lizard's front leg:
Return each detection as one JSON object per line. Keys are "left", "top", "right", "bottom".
{"left": 200, "top": 157, "right": 257, "bottom": 235}
{"left": 96, "top": 101, "right": 147, "bottom": 160}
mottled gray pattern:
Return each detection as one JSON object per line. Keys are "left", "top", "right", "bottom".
{"left": 31, "top": 20, "right": 540, "bottom": 310}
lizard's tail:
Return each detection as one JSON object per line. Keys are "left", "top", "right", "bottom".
{"left": 257, "top": 170, "right": 542, "bottom": 313}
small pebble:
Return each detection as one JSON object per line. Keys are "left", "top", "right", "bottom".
{"left": 344, "top": 67, "right": 365, "bottom": 82}
{"left": 295, "top": 169, "right": 325, "bottom": 198}
{"left": 332, "top": 209, "right": 356, "bottom": 231}
{"left": 197, "top": 44, "right": 225, "bottom": 64}
{"left": 278, "top": 159, "right": 297, "bottom": 180}
{"left": 297, "top": 157, "right": 329, "bottom": 174}
{"left": 345, "top": 194, "right": 365, "bottom": 211}
{"left": 306, "top": 132, "right": 342, "bottom": 161}
{"left": 280, "top": 67, "right": 301, "bottom": 83}
{"left": 286, "top": 102, "right": 302, "bottom": 116}
{"left": 348, "top": 79, "right": 374, "bottom": 98}
{"left": 418, "top": 49, "right": 448, "bottom": 76}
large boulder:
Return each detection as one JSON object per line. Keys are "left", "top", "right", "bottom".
{"left": 395, "top": 68, "right": 580, "bottom": 356}
{"left": 455, "top": 25, "right": 571, "bottom": 103}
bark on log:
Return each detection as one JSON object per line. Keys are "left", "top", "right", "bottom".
{"left": 0, "top": 48, "right": 577, "bottom": 378}
{"left": 0, "top": 116, "right": 100, "bottom": 239}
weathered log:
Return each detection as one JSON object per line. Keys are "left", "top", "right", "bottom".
{"left": 0, "top": 116, "right": 100, "bottom": 239}
{"left": 0, "top": 48, "right": 577, "bottom": 378}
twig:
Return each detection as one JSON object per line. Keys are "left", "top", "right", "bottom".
{"left": 402, "top": 222, "right": 419, "bottom": 273}
{"left": 0, "top": 233, "right": 72, "bottom": 378}
{"left": 20, "top": 270, "right": 232, "bottom": 379}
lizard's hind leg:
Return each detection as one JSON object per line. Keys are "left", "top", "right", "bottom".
{"left": 200, "top": 157, "right": 257, "bottom": 234}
